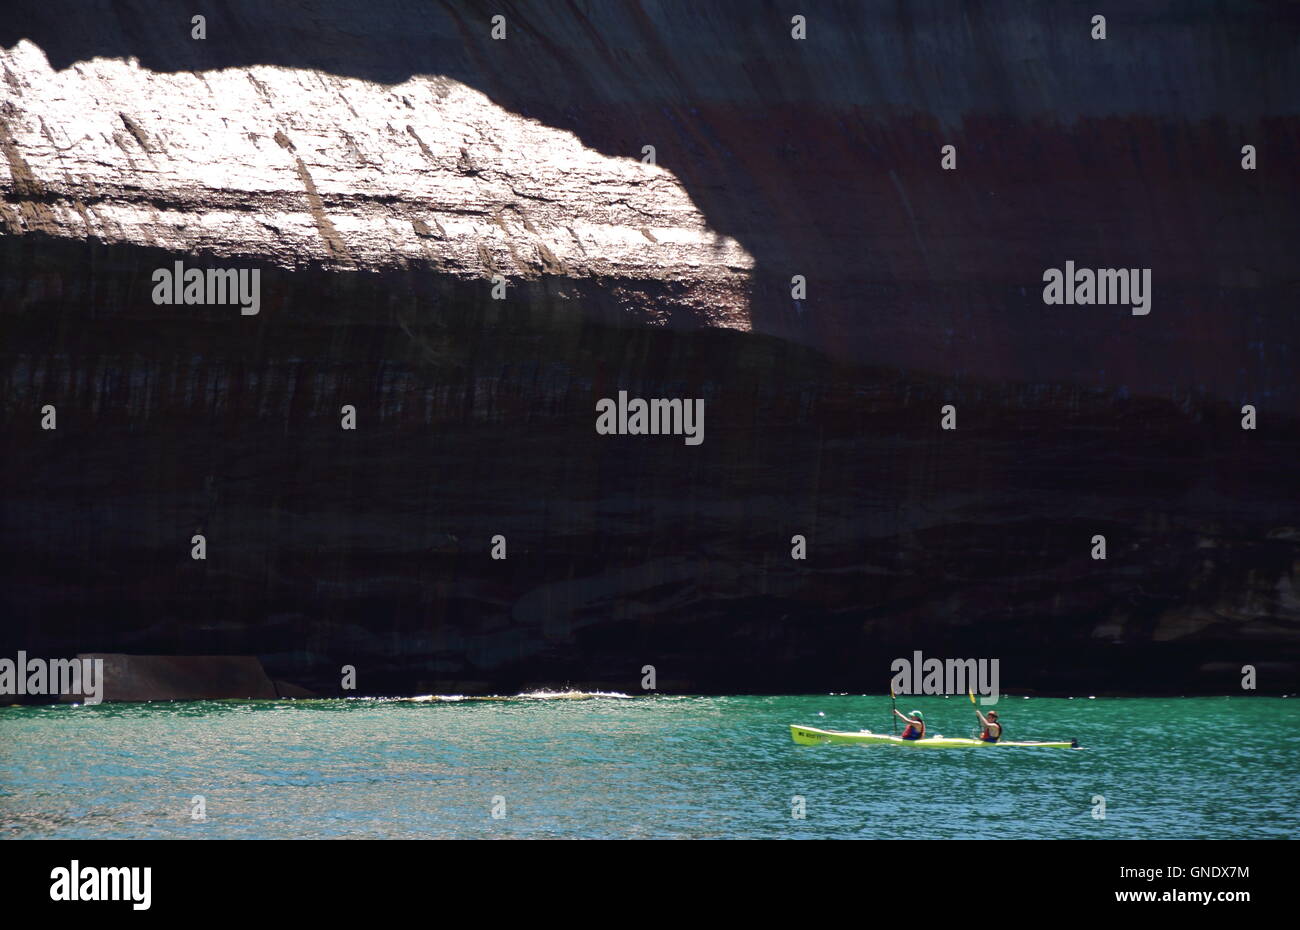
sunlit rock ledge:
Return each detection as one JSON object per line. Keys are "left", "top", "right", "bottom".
{"left": 0, "top": 39, "right": 754, "bottom": 329}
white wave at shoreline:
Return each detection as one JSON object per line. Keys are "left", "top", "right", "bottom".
{"left": 394, "top": 689, "right": 634, "bottom": 703}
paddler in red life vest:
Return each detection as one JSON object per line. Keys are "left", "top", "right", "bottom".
{"left": 975, "top": 708, "right": 1002, "bottom": 743}
{"left": 893, "top": 708, "right": 925, "bottom": 740}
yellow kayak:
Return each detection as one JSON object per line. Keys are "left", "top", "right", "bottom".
{"left": 791, "top": 724, "right": 1078, "bottom": 749}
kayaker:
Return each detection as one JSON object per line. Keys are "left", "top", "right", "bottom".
{"left": 893, "top": 708, "right": 925, "bottom": 740}
{"left": 975, "top": 708, "right": 1002, "bottom": 743}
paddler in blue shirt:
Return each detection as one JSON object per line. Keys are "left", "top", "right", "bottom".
{"left": 975, "top": 708, "right": 1002, "bottom": 743}
{"left": 893, "top": 708, "right": 925, "bottom": 740}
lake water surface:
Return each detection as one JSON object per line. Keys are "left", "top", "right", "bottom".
{"left": 1, "top": 694, "right": 1295, "bottom": 839}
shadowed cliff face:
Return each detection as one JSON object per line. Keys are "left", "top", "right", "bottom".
{"left": 2, "top": 235, "right": 1297, "bottom": 695}
{"left": 1, "top": 1, "right": 1298, "bottom": 694}
{"left": 3, "top": 0, "right": 1298, "bottom": 399}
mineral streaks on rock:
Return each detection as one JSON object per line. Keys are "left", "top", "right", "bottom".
{"left": 0, "top": 39, "right": 754, "bottom": 328}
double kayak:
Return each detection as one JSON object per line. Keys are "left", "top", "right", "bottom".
{"left": 791, "top": 724, "right": 1078, "bottom": 749}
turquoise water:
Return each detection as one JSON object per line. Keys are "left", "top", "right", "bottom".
{"left": 1, "top": 695, "right": 1296, "bottom": 839}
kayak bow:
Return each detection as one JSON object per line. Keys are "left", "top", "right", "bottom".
{"left": 790, "top": 724, "right": 1078, "bottom": 749}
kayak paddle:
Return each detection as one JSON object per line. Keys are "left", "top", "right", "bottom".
{"left": 890, "top": 682, "right": 897, "bottom": 735}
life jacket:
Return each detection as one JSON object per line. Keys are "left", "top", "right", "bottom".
{"left": 980, "top": 721, "right": 1002, "bottom": 743}
{"left": 901, "top": 721, "right": 925, "bottom": 740}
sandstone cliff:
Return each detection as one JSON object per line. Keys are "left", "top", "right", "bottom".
{"left": 1, "top": 1, "right": 1297, "bottom": 695}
